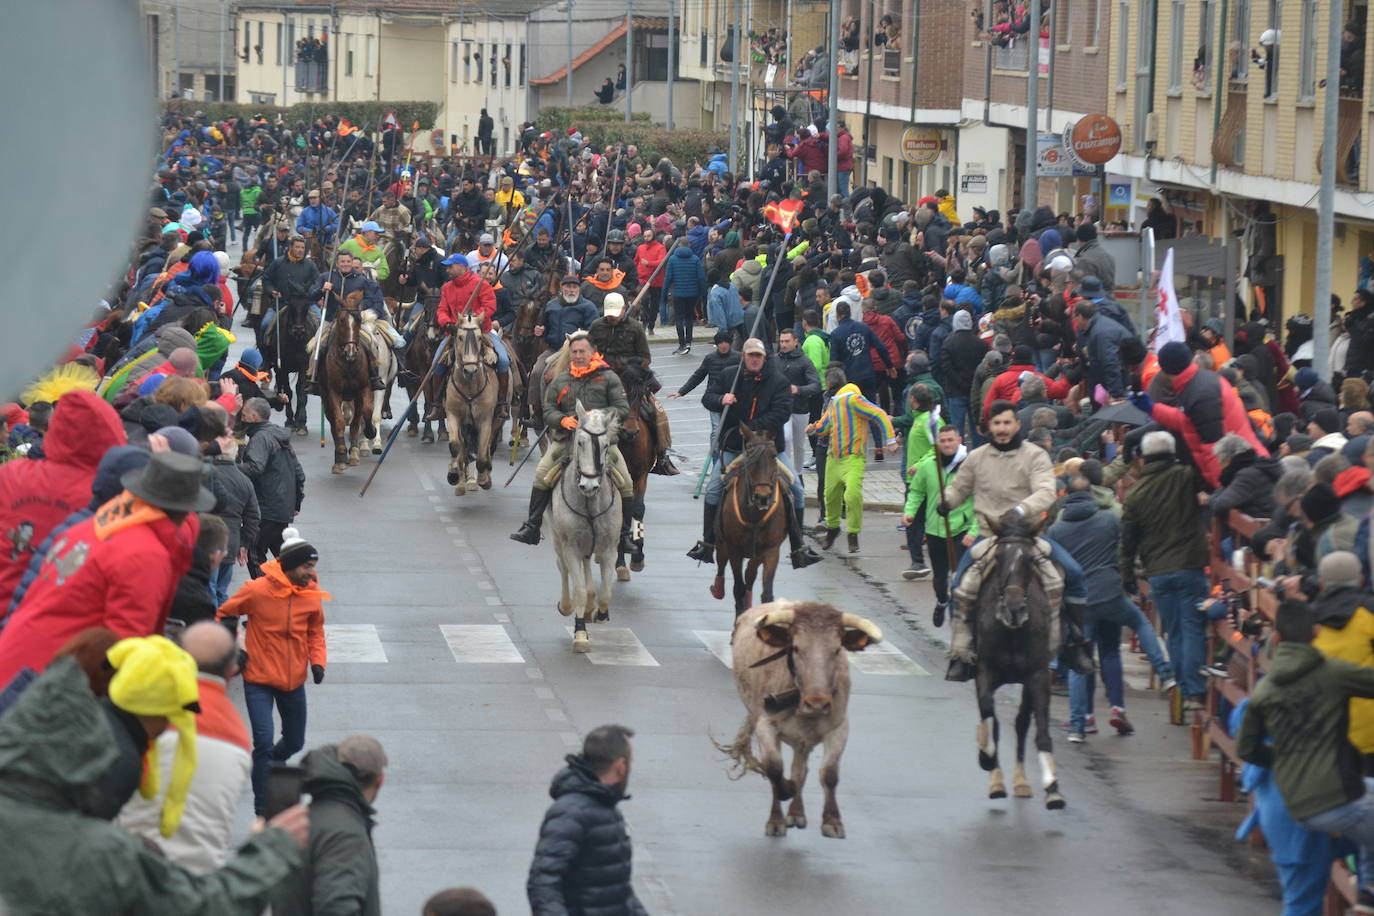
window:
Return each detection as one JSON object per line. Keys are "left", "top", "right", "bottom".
{"left": 1299, "top": 0, "right": 1318, "bottom": 99}
{"left": 347, "top": 35, "right": 356, "bottom": 76}
{"left": 287, "top": 21, "right": 296, "bottom": 64}
{"left": 1135, "top": 0, "right": 1155, "bottom": 147}
{"left": 505, "top": 42, "right": 512, "bottom": 87}
{"left": 1056, "top": 0, "right": 1071, "bottom": 45}
{"left": 491, "top": 42, "right": 498, "bottom": 85}
{"left": 276, "top": 23, "right": 283, "bottom": 64}
{"left": 519, "top": 43, "right": 526, "bottom": 85}
{"left": 243, "top": 21, "right": 251, "bottom": 62}
{"left": 1261, "top": 0, "right": 1280, "bottom": 97}
{"left": 1167, "top": 0, "right": 1185, "bottom": 90}
{"left": 307, "top": 18, "right": 315, "bottom": 38}
{"left": 450, "top": 41, "right": 458, "bottom": 82}
{"left": 464, "top": 42, "right": 472, "bottom": 82}
{"left": 1194, "top": 0, "right": 1214, "bottom": 88}
{"left": 257, "top": 22, "right": 264, "bottom": 63}
{"left": 1116, "top": 0, "right": 1129, "bottom": 89}
{"left": 365, "top": 34, "right": 375, "bottom": 76}
{"left": 1232, "top": 0, "right": 1251, "bottom": 79}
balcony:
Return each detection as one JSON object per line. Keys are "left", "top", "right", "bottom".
{"left": 295, "top": 60, "right": 328, "bottom": 93}
{"left": 1211, "top": 80, "right": 1247, "bottom": 168}
{"left": 1315, "top": 94, "right": 1364, "bottom": 186}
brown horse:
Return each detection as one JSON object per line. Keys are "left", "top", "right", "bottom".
{"left": 614, "top": 359, "right": 654, "bottom": 581}
{"left": 320, "top": 292, "right": 376, "bottom": 474}
{"left": 443, "top": 313, "right": 501, "bottom": 495}
{"left": 401, "top": 293, "right": 445, "bottom": 443}
{"left": 710, "top": 425, "right": 788, "bottom": 615}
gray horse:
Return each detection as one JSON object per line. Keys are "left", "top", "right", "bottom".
{"left": 549, "top": 401, "right": 622, "bottom": 653}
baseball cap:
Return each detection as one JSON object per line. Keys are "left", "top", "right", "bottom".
{"left": 603, "top": 293, "right": 626, "bottom": 317}
{"left": 441, "top": 253, "right": 468, "bottom": 266}
{"left": 360, "top": 220, "right": 382, "bottom": 233}
{"left": 743, "top": 338, "right": 767, "bottom": 356}
{"left": 479, "top": 232, "right": 496, "bottom": 245}
{"left": 560, "top": 274, "right": 581, "bottom": 286}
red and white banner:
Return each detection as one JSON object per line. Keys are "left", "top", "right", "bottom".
{"left": 1153, "top": 246, "right": 1186, "bottom": 351}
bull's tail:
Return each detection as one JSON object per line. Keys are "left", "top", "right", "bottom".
{"left": 710, "top": 717, "right": 764, "bottom": 780}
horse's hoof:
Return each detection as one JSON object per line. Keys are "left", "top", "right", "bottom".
{"left": 1013, "top": 783, "right": 1033, "bottom": 799}
{"left": 294, "top": 428, "right": 307, "bottom": 437}
{"left": 988, "top": 784, "right": 1007, "bottom": 799}
{"left": 371, "top": 447, "right": 382, "bottom": 455}
{"left": 422, "top": 433, "right": 435, "bottom": 444}
{"left": 407, "top": 427, "right": 418, "bottom": 438}
{"left": 1046, "top": 793, "right": 1066, "bottom": 810}
{"left": 616, "top": 566, "right": 631, "bottom": 582}
{"left": 630, "top": 557, "right": 644, "bottom": 572}
{"left": 785, "top": 814, "right": 807, "bottom": 829}
{"left": 594, "top": 607, "right": 609, "bottom": 623}
{"left": 764, "top": 821, "right": 787, "bottom": 838}
{"left": 446, "top": 469, "right": 460, "bottom": 486}
{"left": 466, "top": 476, "right": 477, "bottom": 488}
{"left": 572, "top": 630, "right": 590, "bottom": 653}
{"left": 331, "top": 464, "right": 345, "bottom": 475}
{"left": 478, "top": 474, "right": 492, "bottom": 490}
{"left": 709, "top": 577, "right": 725, "bottom": 601}
{"left": 382, "top": 408, "right": 393, "bottom": 420}
{"left": 557, "top": 601, "right": 573, "bottom": 617}
{"left": 348, "top": 455, "right": 360, "bottom": 467}
{"left": 820, "top": 820, "right": 845, "bottom": 839}
{"left": 454, "top": 483, "right": 466, "bottom": 496}
{"left": 438, "top": 430, "right": 449, "bottom": 441}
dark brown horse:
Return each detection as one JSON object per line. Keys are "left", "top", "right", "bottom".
{"left": 614, "top": 359, "right": 654, "bottom": 581}
{"left": 260, "top": 296, "right": 316, "bottom": 433}
{"left": 401, "top": 293, "right": 445, "bottom": 443}
{"left": 379, "top": 230, "right": 414, "bottom": 307}
{"left": 320, "top": 292, "right": 376, "bottom": 473}
{"left": 710, "top": 425, "right": 788, "bottom": 615}
{"left": 972, "top": 510, "right": 1065, "bottom": 810}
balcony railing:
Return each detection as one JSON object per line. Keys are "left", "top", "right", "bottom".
{"left": 295, "top": 60, "right": 328, "bottom": 93}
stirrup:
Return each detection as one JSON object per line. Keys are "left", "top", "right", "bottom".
{"left": 686, "top": 540, "right": 714, "bottom": 563}
{"left": 651, "top": 454, "right": 680, "bottom": 476}
{"left": 790, "top": 546, "right": 822, "bottom": 569}
{"left": 945, "top": 658, "right": 977, "bottom": 682}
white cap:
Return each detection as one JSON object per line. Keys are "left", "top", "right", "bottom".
{"left": 602, "top": 292, "right": 625, "bottom": 318}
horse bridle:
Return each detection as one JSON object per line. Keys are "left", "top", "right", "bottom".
{"left": 447, "top": 321, "right": 491, "bottom": 403}
{"left": 558, "top": 422, "right": 618, "bottom": 556}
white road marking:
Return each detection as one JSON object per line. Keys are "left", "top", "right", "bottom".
{"left": 484, "top": 595, "right": 504, "bottom": 606}
{"left": 693, "top": 629, "right": 734, "bottom": 668}
{"left": 478, "top": 581, "right": 495, "bottom": 590}
{"left": 848, "top": 641, "right": 930, "bottom": 676}
{"left": 544, "top": 707, "right": 569, "bottom": 722}
{"left": 493, "top": 612, "right": 510, "bottom": 623}
{"left": 440, "top": 624, "right": 526, "bottom": 663}
{"left": 325, "top": 624, "right": 388, "bottom": 663}
{"left": 560, "top": 731, "right": 581, "bottom": 747}
{"left": 564, "top": 627, "right": 660, "bottom": 666}
{"left": 534, "top": 687, "right": 555, "bottom": 700}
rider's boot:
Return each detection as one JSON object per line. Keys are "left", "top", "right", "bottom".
{"left": 944, "top": 598, "right": 978, "bottom": 682}
{"left": 496, "top": 370, "right": 510, "bottom": 420}
{"left": 510, "top": 487, "right": 553, "bottom": 545}
{"left": 650, "top": 406, "right": 680, "bottom": 475}
{"left": 1058, "top": 598, "right": 1097, "bottom": 676}
{"left": 369, "top": 366, "right": 387, "bottom": 391}
{"left": 685, "top": 502, "right": 718, "bottom": 563}
{"left": 786, "top": 498, "right": 822, "bottom": 569}
{"left": 305, "top": 376, "right": 320, "bottom": 396}
{"left": 618, "top": 497, "right": 637, "bottom": 555}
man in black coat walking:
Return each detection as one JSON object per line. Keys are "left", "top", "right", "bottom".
{"left": 528, "top": 725, "right": 647, "bottom": 916}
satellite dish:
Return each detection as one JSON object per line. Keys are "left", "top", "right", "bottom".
{"left": 1, "top": 2, "right": 152, "bottom": 396}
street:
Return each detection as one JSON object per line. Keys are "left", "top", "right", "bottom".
{"left": 260, "top": 335, "right": 1279, "bottom": 915}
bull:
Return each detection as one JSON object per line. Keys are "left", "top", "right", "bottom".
{"left": 715, "top": 600, "right": 883, "bottom": 838}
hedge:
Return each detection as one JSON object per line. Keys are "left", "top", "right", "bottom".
{"left": 536, "top": 107, "right": 729, "bottom": 170}
{"left": 163, "top": 100, "right": 439, "bottom": 131}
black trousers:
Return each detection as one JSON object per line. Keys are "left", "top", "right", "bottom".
{"left": 249, "top": 519, "right": 289, "bottom": 579}
{"left": 925, "top": 533, "right": 968, "bottom": 604}
{"left": 673, "top": 294, "right": 697, "bottom": 348}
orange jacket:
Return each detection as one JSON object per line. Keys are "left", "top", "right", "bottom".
{"left": 217, "top": 559, "right": 328, "bottom": 691}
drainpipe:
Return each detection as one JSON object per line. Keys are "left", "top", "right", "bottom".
{"left": 982, "top": 0, "right": 992, "bottom": 124}
{"left": 1209, "top": 0, "right": 1228, "bottom": 186}
{"left": 861, "top": 0, "right": 875, "bottom": 186}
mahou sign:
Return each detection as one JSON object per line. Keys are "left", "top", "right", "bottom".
{"left": 1066, "top": 115, "right": 1122, "bottom": 166}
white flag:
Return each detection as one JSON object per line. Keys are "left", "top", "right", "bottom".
{"left": 1153, "top": 246, "right": 1186, "bottom": 352}
{"left": 927, "top": 403, "right": 942, "bottom": 440}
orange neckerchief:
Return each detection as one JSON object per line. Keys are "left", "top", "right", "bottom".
{"left": 237, "top": 362, "right": 270, "bottom": 383}
{"left": 353, "top": 234, "right": 377, "bottom": 253}
{"left": 287, "top": 251, "right": 304, "bottom": 263}
{"left": 588, "top": 270, "right": 625, "bottom": 290}
{"left": 569, "top": 355, "right": 610, "bottom": 378}
{"left": 93, "top": 491, "right": 169, "bottom": 542}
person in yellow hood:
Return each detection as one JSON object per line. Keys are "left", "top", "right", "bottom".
{"left": 936, "top": 188, "right": 959, "bottom": 226}
{"left": 1312, "top": 551, "right": 1374, "bottom": 760}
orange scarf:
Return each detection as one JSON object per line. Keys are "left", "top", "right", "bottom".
{"left": 353, "top": 234, "right": 377, "bottom": 253}
{"left": 237, "top": 363, "right": 270, "bottom": 383}
{"left": 93, "top": 492, "right": 169, "bottom": 542}
{"left": 588, "top": 270, "right": 625, "bottom": 291}
{"left": 569, "top": 355, "right": 610, "bottom": 378}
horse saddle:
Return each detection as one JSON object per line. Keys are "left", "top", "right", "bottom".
{"left": 543, "top": 450, "right": 631, "bottom": 491}
{"left": 722, "top": 453, "right": 795, "bottom": 488}
{"left": 954, "top": 537, "right": 1065, "bottom": 628}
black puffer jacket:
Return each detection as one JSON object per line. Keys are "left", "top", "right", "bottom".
{"left": 1211, "top": 451, "right": 1282, "bottom": 519}
{"left": 527, "top": 756, "right": 646, "bottom": 916}
{"left": 209, "top": 455, "right": 261, "bottom": 557}
{"left": 239, "top": 420, "right": 305, "bottom": 523}
{"left": 703, "top": 357, "right": 792, "bottom": 454}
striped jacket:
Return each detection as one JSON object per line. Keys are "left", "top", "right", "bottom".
{"left": 812, "top": 384, "right": 896, "bottom": 459}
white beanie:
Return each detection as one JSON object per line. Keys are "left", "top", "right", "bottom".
{"left": 213, "top": 251, "right": 231, "bottom": 276}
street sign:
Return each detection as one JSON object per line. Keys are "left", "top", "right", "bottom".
{"left": 900, "top": 127, "right": 942, "bottom": 166}
{"left": 1066, "top": 115, "right": 1123, "bottom": 165}
{"left": 960, "top": 174, "right": 988, "bottom": 194}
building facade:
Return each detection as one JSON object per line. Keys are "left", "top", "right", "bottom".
{"left": 143, "top": 0, "right": 238, "bottom": 100}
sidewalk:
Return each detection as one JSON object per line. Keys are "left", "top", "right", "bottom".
{"left": 801, "top": 460, "right": 909, "bottom": 513}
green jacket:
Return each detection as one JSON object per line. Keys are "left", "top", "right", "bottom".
{"left": 543, "top": 363, "right": 630, "bottom": 442}
{"left": 900, "top": 409, "right": 935, "bottom": 471}
{"left": 900, "top": 371, "right": 945, "bottom": 411}
{"left": 0, "top": 658, "right": 301, "bottom": 915}
{"left": 904, "top": 451, "right": 977, "bottom": 538}
{"left": 338, "top": 236, "right": 390, "bottom": 282}
{"left": 270, "top": 746, "right": 381, "bottom": 916}
{"left": 240, "top": 185, "right": 263, "bottom": 216}
{"left": 1237, "top": 642, "right": 1374, "bottom": 820}
{"left": 1120, "top": 458, "right": 1209, "bottom": 585}
{"left": 802, "top": 330, "right": 830, "bottom": 377}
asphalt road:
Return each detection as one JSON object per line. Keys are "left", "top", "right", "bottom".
{"left": 232, "top": 332, "right": 1278, "bottom": 915}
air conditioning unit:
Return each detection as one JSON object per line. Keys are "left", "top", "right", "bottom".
{"left": 1144, "top": 112, "right": 1159, "bottom": 145}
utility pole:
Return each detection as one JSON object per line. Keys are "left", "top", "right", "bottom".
{"left": 1313, "top": 0, "right": 1343, "bottom": 379}
{"left": 826, "top": 0, "right": 838, "bottom": 200}
{"left": 728, "top": 0, "right": 741, "bottom": 172}
{"left": 173, "top": 0, "right": 182, "bottom": 99}
{"left": 1022, "top": 0, "right": 1040, "bottom": 209}
{"left": 667, "top": 0, "right": 676, "bottom": 130}
{"left": 625, "top": 0, "right": 634, "bottom": 123}
{"left": 566, "top": 0, "right": 574, "bottom": 107}
{"left": 218, "top": 2, "right": 226, "bottom": 101}
{"left": 861, "top": 0, "right": 874, "bottom": 186}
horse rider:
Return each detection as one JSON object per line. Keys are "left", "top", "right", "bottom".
{"left": 429, "top": 254, "right": 512, "bottom": 419}
{"left": 338, "top": 221, "right": 390, "bottom": 283}
{"left": 938, "top": 399, "right": 1095, "bottom": 682}
{"left": 396, "top": 233, "right": 446, "bottom": 334}
{"left": 294, "top": 189, "right": 337, "bottom": 240}
{"left": 528, "top": 275, "right": 599, "bottom": 424}
{"left": 510, "top": 330, "right": 636, "bottom": 554}
{"left": 589, "top": 293, "right": 679, "bottom": 476}
{"left": 501, "top": 247, "right": 545, "bottom": 308}
{"left": 259, "top": 235, "right": 320, "bottom": 340}
{"left": 581, "top": 257, "right": 629, "bottom": 313}
{"left": 306, "top": 250, "right": 392, "bottom": 392}
{"left": 238, "top": 220, "right": 293, "bottom": 329}
{"left": 467, "top": 233, "right": 510, "bottom": 274}
{"left": 686, "top": 338, "right": 822, "bottom": 570}
{"left": 603, "top": 229, "right": 637, "bottom": 293}
{"left": 369, "top": 189, "right": 413, "bottom": 237}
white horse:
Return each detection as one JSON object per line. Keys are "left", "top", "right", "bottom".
{"left": 361, "top": 312, "right": 399, "bottom": 454}
{"left": 549, "top": 401, "right": 622, "bottom": 653}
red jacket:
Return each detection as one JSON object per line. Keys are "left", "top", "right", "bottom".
{"left": 0, "top": 493, "right": 195, "bottom": 686}
{"left": 0, "top": 391, "right": 126, "bottom": 612}
{"left": 438, "top": 271, "right": 498, "bottom": 333}
{"left": 217, "top": 559, "right": 328, "bottom": 691}
{"left": 1149, "top": 363, "right": 1268, "bottom": 488}
{"left": 982, "top": 364, "right": 1072, "bottom": 422}
{"left": 863, "top": 311, "right": 905, "bottom": 373}
{"left": 635, "top": 241, "right": 668, "bottom": 288}
{"left": 835, "top": 130, "right": 855, "bottom": 173}
{"left": 786, "top": 134, "right": 828, "bottom": 173}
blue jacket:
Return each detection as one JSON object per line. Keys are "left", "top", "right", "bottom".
{"left": 927, "top": 316, "right": 954, "bottom": 385}
{"left": 829, "top": 317, "right": 891, "bottom": 384}
{"left": 663, "top": 245, "right": 707, "bottom": 299}
{"left": 295, "top": 204, "right": 338, "bottom": 237}
{"left": 1046, "top": 490, "right": 1125, "bottom": 603}
{"left": 707, "top": 284, "right": 744, "bottom": 331}
{"left": 1082, "top": 312, "right": 1134, "bottom": 398}
{"left": 540, "top": 295, "right": 598, "bottom": 349}
{"left": 944, "top": 281, "right": 985, "bottom": 313}
{"left": 686, "top": 219, "right": 730, "bottom": 258}
{"left": 310, "top": 268, "right": 384, "bottom": 321}
{"left": 705, "top": 153, "right": 730, "bottom": 176}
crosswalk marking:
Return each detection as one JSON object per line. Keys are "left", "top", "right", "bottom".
{"left": 693, "top": 629, "right": 928, "bottom": 676}
{"left": 564, "top": 626, "right": 660, "bottom": 666}
{"left": 440, "top": 624, "right": 526, "bottom": 663}
{"left": 326, "top": 624, "right": 388, "bottom": 663}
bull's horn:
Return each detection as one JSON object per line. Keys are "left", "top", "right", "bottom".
{"left": 755, "top": 606, "right": 796, "bottom": 630}
{"left": 840, "top": 613, "right": 883, "bottom": 643}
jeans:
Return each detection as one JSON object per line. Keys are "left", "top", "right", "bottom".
{"left": 1069, "top": 595, "right": 1176, "bottom": 726}
{"left": 1301, "top": 778, "right": 1374, "bottom": 897}
{"left": 210, "top": 559, "right": 236, "bottom": 607}
{"left": 243, "top": 681, "right": 308, "bottom": 815}
{"left": 708, "top": 411, "right": 721, "bottom": 454}
{"left": 1034, "top": 348, "right": 1057, "bottom": 373}
{"left": 838, "top": 170, "right": 852, "bottom": 197}
{"left": 704, "top": 447, "right": 805, "bottom": 520}
{"left": 946, "top": 395, "right": 969, "bottom": 441}
{"left": 643, "top": 287, "right": 662, "bottom": 331}
{"left": 658, "top": 290, "right": 671, "bottom": 328}
{"left": 1146, "top": 568, "right": 1209, "bottom": 700}
{"left": 489, "top": 331, "right": 510, "bottom": 371}
{"left": 952, "top": 534, "right": 1088, "bottom": 602}
{"left": 242, "top": 212, "right": 261, "bottom": 241}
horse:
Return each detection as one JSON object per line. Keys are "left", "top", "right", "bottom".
{"left": 613, "top": 359, "right": 655, "bottom": 581}
{"left": 361, "top": 309, "right": 398, "bottom": 455}
{"left": 442, "top": 312, "right": 501, "bottom": 495}
{"left": 401, "top": 293, "right": 446, "bottom": 443}
{"left": 548, "top": 401, "right": 622, "bottom": 652}
{"left": 710, "top": 425, "right": 789, "bottom": 615}
{"left": 969, "top": 510, "right": 1066, "bottom": 810}
{"left": 378, "top": 230, "right": 414, "bottom": 308}
{"left": 259, "top": 296, "right": 316, "bottom": 434}
{"left": 319, "top": 292, "right": 376, "bottom": 473}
